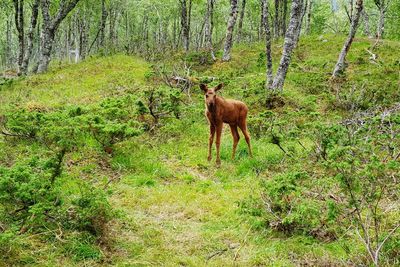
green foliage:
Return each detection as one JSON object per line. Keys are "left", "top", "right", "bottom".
{"left": 136, "top": 86, "right": 184, "bottom": 126}
{"left": 0, "top": 158, "right": 113, "bottom": 263}
{"left": 87, "top": 96, "right": 143, "bottom": 150}
{"left": 67, "top": 185, "right": 113, "bottom": 237}
{"left": 259, "top": 171, "right": 336, "bottom": 238}
{"left": 0, "top": 158, "right": 60, "bottom": 227}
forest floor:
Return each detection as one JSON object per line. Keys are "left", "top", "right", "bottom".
{"left": 1, "top": 35, "right": 399, "bottom": 266}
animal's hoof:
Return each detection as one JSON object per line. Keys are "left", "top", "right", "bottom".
{"left": 216, "top": 159, "right": 221, "bottom": 166}
{"left": 207, "top": 156, "right": 212, "bottom": 161}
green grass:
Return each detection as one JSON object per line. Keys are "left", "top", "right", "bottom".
{"left": 0, "top": 54, "right": 149, "bottom": 113}
{"left": 1, "top": 35, "right": 399, "bottom": 266}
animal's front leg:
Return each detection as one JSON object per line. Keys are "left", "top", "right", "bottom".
{"left": 208, "top": 124, "right": 216, "bottom": 161}
{"left": 215, "top": 123, "right": 223, "bottom": 166}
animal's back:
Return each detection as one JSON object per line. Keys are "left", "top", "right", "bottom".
{"left": 222, "top": 98, "right": 248, "bottom": 124}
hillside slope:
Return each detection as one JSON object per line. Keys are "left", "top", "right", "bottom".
{"left": 0, "top": 35, "right": 399, "bottom": 266}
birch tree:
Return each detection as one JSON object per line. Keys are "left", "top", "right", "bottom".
{"left": 375, "top": 0, "right": 391, "bottom": 39}
{"left": 37, "top": 0, "right": 82, "bottom": 73}
{"left": 332, "top": 0, "right": 363, "bottom": 78}
{"left": 270, "top": 0, "right": 304, "bottom": 91}
{"left": 262, "top": 0, "right": 273, "bottom": 89}
{"left": 180, "top": 0, "right": 192, "bottom": 52}
{"left": 13, "top": 0, "right": 24, "bottom": 74}
{"left": 222, "top": 0, "right": 239, "bottom": 61}
{"left": 20, "top": 0, "right": 39, "bottom": 75}
{"left": 204, "top": 0, "right": 216, "bottom": 60}
{"left": 237, "top": 0, "right": 246, "bottom": 42}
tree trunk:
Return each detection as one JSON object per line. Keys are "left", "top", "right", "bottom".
{"left": 237, "top": 0, "right": 246, "bottom": 42}
{"left": 362, "top": 9, "right": 372, "bottom": 38}
{"left": 305, "top": 0, "right": 312, "bottom": 34}
{"left": 332, "top": 0, "right": 363, "bottom": 78}
{"left": 37, "top": 0, "right": 81, "bottom": 73}
{"left": 13, "top": 0, "right": 25, "bottom": 74}
{"left": 271, "top": 0, "right": 304, "bottom": 91}
{"left": 259, "top": 0, "right": 266, "bottom": 40}
{"left": 37, "top": 28, "right": 55, "bottom": 73}
{"left": 274, "top": 0, "right": 280, "bottom": 38}
{"left": 6, "top": 16, "right": 12, "bottom": 68}
{"left": 282, "top": 0, "right": 288, "bottom": 36}
{"left": 20, "top": 0, "right": 39, "bottom": 75}
{"left": 262, "top": 0, "right": 273, "bottom": 89}
{"left": 295, "top": 0, "right": 308, "bottom": 41}
{"left": 99, "top": 0, "right": 108, "bottom": 47}
{"left": 78, "top": 13, "right": 88, "bottom": 60}
{"left": 180, "top": 0, "right": 191, "bottom": 52}
{"left": 377, "top": 4, "right": 386, "bottom": 39}
{"left": 109, "top": 6, "right": 118, "bottom": 49}
{"left": 222, "top": 0, "right": 239, "bottom": 62}
{"left": 204, "top": 0, "right": 216, "bottom": 60}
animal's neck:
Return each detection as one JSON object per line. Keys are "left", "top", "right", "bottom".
{"left": 207, "top": 96, "right": 223, "bottom": 113}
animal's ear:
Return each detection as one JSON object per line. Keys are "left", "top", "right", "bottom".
{"left": 200, "top": 83, "right": 208, "bottom": 93}
{"left": 215, "top": 83, "right": 224, "bottom": 91}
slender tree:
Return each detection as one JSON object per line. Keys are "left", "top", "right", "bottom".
{"left": 332, "top": 0, "right": 363, "bottom": 78}
{"left": 204, "top": 0, "right": 216, "bottom": 60}
{"left": 362, "top": 9, "right": 372, "bottom": 38}
{"left": 262, "top": 0, "right": 273, "bottom": 89}
{"left": 305, "top": 0, "right": 313, "bottom": 34}
{"left": 180, "top": 0, "right": 192, "bottom": 52}
{"left": 20, "top": 0, "right": 39, "bottom": 74}
{"left": 99, "top": 0, "right": 108, "bottom": 47}
{"left": 281, "top": 0, "right": 288, "bottom": 36}
{"left": 274, "top": 0, "right": 280, "bottom": 38}
{"left": 37, "top": 0, "right": 82, "bottom": 73}
{"left": 222, "top": 0, "right": 239, "bottom": 61}
{"left": 270, "top": 0, "right": 304, "bottom": 91}
{"left": 237, "top": 0, "right": 246, "bottom": 42}
{"left": 13, "top": 0, "right": 24, "bottom": 74}
{"left": 375, "top": 0, "right": 391, "bottom": 39}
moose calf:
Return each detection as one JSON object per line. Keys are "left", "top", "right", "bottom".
{"left": 200, "top": 83, "right": 252, "bottom": 165}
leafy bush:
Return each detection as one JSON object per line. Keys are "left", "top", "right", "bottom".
{"left": 0, "top": 158, "right": 113, "bottom": 263}
{"left": 66, "top": 185, "right": 113, "bottom": 237}
{"left": 136, "top": 86, "right": 184, "bottom": 127}
{"left": 0, "top": 158, "right": 113, "bottom": 235}
{"left": 0, "top": 228, "right": 22, "bottom": 263}
{"left": 262, "top": 171, "right": 337, "bottom": 238}
{"left": 325, "top": 107, "right": 400, "bottom": 265}
{"left": 0, "top": 158, "right": 60, "bottom": 228}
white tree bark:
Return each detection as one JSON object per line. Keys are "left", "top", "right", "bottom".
{"left": 180, "top": 0, "right": 191, "bottom": 52}
{"left": 375, "top": 0, "right": 391, "bottom": 39}
{"left": 204, "top": 0, "right": 216, "bottom": 60}
{"left": 362, "top": 9, "right": 372, "bottom": 38}
{"left": 332, "top": 0, "right": 363, "bottom": 78}
{"left": 20, "top": 0, "right": 39, "bottom": 75}
{"left": 305, "top": 0, "right": 313, "bottom": 34}
{"left": 262, "top": 0, "right": 273, "bottom": 89}
{"left": 237, "top": 0, "right": 246, "bottom": 43}
{"left": 37, "top": 0, "right": 81, "bottom": 73}
{"left": 222, "top": 0, "right": 239, "bottom": 62}
{"left": 13, "top": 0, "right": 24, "bottom": 74}
{"left": 270, "top": 0, "right": 304, "bottom": 91}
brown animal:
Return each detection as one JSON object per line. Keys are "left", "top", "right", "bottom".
{"left": 200, "top": 83, "right": 252, "bottom": 165}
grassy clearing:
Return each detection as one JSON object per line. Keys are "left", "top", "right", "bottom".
{"left": 1, "top": 35, "right": 399, "bottom": 266}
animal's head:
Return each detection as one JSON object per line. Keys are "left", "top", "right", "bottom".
{"left": 200, "top": 83, "right": 224, "bottom": 107}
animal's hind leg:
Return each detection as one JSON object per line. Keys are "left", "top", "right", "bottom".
{"left": 215, "top": 123, "right": 223, "bottom": 166}
{"left": 238, "top": 120, "right": 253, "bottom": 157}
{"left": 208, "top": 124, "right": 216, "bottom": 161}
{"left": 230, "top": 124, "right": 240, "bottom": 160}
